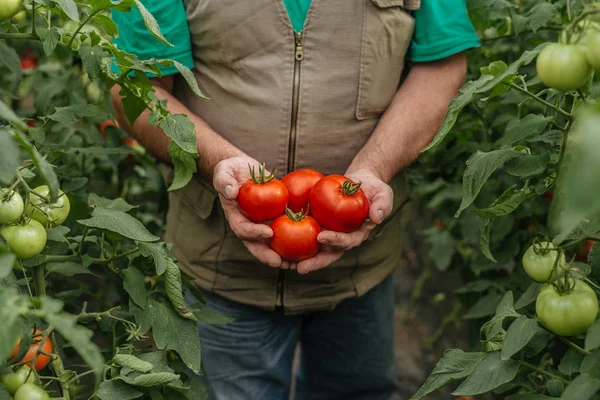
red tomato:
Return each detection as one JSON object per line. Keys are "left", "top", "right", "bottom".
{"left": 120, "top": 137, "right": 137, "bottom": 148}
{"left": 10, "top": 329, "right": 53, "bottom": 371}
{"left": 281, "top": 169, "right": 324, "bottom": 213}
{"left": 576, "top": 240, "right": 596, "bottom": 262}
{"left": 270, "top": 209, "right": 321, "bottom": 262}
{"left": 238, "top": 165, "right": 289, "bottom": 223}
{"left": 98, "top": 120, "right": 119, "bottom": 138}
{"left": 20, "top": 58, "right": 36, "bottom": 70}
{"left": 309, "top": 174, "right": 369, "bottom": 233}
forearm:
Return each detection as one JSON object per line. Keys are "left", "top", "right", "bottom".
{"left": 110, "top": 78, "right": 244, "bottom": 177}
{"left": 347, "top": 53, "right": 468, "bottom": 182}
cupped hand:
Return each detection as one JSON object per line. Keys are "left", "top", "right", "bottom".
{"left": 213, "top": 156, "right": 282, "bottom": 268}
{"left": 295, "top": 168, "right": 394, "bottom": 275}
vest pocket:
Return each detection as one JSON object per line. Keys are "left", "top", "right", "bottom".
{"left": 356, "top": 0, "right": 415, "bottom": 120}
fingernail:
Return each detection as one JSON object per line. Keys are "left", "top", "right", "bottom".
{"left": 225, "top": 185, "right": 233, "bottom": 199}
{"left": 377, "top": 209, "right": 384, "bottom": 221}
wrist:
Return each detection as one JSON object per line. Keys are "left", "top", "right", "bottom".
{"left": 345, "top": 165, "right": 387, "bottom": 182}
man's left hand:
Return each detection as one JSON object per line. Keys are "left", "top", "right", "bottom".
{"left": 291, "top": 168, "right": 394, "bottom": 274}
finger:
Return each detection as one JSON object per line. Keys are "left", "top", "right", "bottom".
{"left": 213, "top": 163, "right": 239, "bottom": 200}
{"left": 281, "top": 261, "right": 291, "bottom": 270}
{"left": 297, "top": 251, "right": 343, "bottom": 275}
{"left": 289, "top": 262, "right": 298, "bottom": 271}
{"left": 221, "top": 198, "right": 273, "bottom": 240}
{"left": 369, "top": 185, "right": 394, "bottom": 224}
{"left": 317, "top": 226, "right": 372, "bottom": 250}
{"left": 243, "top": 241, "right": 282, "bottom": 268}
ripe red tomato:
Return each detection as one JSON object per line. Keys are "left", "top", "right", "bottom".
{"left": 281, "top": 169, "right": 324, "bottom": 213}
{"left": 309, "top": 174, "right": 369, "bottom": 233}
{"left": 576, "top": 240, "right": 596, "bottom": 262}
{"left": 98, "top": 120, "right": 119, "bottom": 138}
{"left": 238, "top": 165, "right": 289, "bottom": 223}
{"left": 270, "top": 209, "right": 321, "bottom": 262}
{"left": 10, "top": 329, "right": 53, "bottom": 371}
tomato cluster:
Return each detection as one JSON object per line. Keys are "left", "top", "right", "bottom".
{"left": 0, "top": 185, "right": 70, "bottom": 261}
{"left": 536, "top": 20, "right": 600, "bottom": 91}
{"left": 237, "top": 166, "right": 369, "bottom": 262}
{"left": 522, "top": 241, "right": 600, "bottom": 337}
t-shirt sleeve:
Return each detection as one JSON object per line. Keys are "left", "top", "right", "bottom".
{"left": 111, "top": 0, "right": 194, "bottom": 76}
{"left": 409, "top": 0, "right": 481, "bottom": 62}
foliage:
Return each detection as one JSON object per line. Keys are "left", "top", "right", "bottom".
{"left": 410, "top": 0, "right": 600, "bottom": 398}
{"left": 0, "top": 1, "right": 218, "bottom": 399}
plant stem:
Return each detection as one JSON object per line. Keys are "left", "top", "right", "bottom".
{"left": 44, "top": 248, "right": 139, "bottom": 264}
{"left": 507, "top": 83, "right": 573, "bottom": 120}
{"left": 33, "top": 265, "right": 46, "bottom": 298}
{"left": 558, "top": 337, "right": 590, "bottom": 356}
{"left": 519, "top": 360, "right": 570, "bottom": 385}
{"left": 585, "top": 278, "right": 600, "bottom": 291}
{"left": 66, "top": 9, "right": 101, "bottom": 49}
{"left": 0, "top": 32, "right": 38, "bottom": 40}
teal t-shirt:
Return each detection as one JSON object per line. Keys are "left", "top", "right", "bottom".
{"left": 112, "top": 0, "right": 480, "bottom": 74}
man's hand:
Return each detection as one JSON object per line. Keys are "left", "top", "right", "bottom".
{"left": 213, "top": 156, "right": 282, "bottom": 268}
{"left": 295, "top": 168, "right": 394, "bottom": 274}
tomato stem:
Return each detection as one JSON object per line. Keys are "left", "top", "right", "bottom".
{"left": 249, "top": 163, "right": 276, "bottom": 184}
{"left": 558, "top": 337, "right": 591, "bottom": 356}
{"left": 341, "top": 180, "right": 362, "bottom": 196}
{"left": 518, "top": 360, "right": 571, "bottom": 385}
{"left": 285, "top": 207, "right": 307, "bottom": 221}
{"left": 506, "top": 82, "right": 572, "bottom": 120}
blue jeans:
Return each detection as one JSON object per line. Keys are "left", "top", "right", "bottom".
{"left": 194, "top": 275, "right": 397, "bottom": 400}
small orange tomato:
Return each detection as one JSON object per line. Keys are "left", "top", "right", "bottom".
{"left": 98, "top": 120, "right": 119, "bottom": 138}
{"left": 10, "top": 329, "right": 53, "bottom": 371}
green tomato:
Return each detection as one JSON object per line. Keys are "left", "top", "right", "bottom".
{"left": 14, "top": 383, "right": 50, "bottom": 400}
{"left": 522, "top": 241, "right": 567, "bottom": 282}
{"left": 584, "top": 32, "right": 600, "bottom": 70}
{"left": 536, "top": 279, "right": 599, "bottom": 336}
{"left": 0, "top": 0, "right": 23, "bottom": 20}
{"left": 0, "top": 220, "right": 47, "bottom": 259}
{"left": 0, "top": 189, "right": 24, "bottom": 224}
{"left": 0, "top": 366, "right": 35, "bottom": 395}
{"left": 536, "top": 43, "right": 591, "bottom": 91}
{"left": 28, "top": 185, "right": 71, "bottom": 227}
{"left": 560, "top": 20, "right": 600, "bottom": 45}
{"left": 11, "top": 9, "right": 26, "bottom": 23}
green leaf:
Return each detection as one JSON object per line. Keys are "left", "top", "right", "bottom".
{"left": 123, "top": 267, "right": 147, "bottom": 309}
{"left": 0, "top": 254, "right": 15, "bottom": 279}
{"left": 79, "top": 45, "right": 109, "bottom": 80}
{"left": 167, "top": 142, "right": 197, "bottom": 191}
{"left": 12, "top": 132, "right": 59, "bottom": 200}
{"left": 88, "top": 194, "right": 137, "bottom": 212}
{"left": 453, "top": 352, "right": 520, "bottom": 396}
{"left": 558, "top": 348, "right": 584, "bottom": 376}
{"left": 0, "top": 291, "right": 26, "bottom": 360}
{"left": 560, "top": 374, "right": 600, "bottom": 400}
{"left": 119, "top": 89, "right": 147, "bottom": 126}
{"left": 409, "top": 349, "right": 486, "bottom": 400}
{"left": 46, "top": 262, "right": 94, "bottom": 277}
{"left": 505, "top": 395, "right": 557, "bottom": 400}
{"left": 464, "top": 292, "right": 503, "bottom": 319}
{"left": 527, "top": 130, "right": 563, "bottom": 145}
{"left": 515, "top": 283, "right": 542, "bottom": 309}
{"left": 478, "top": 44, "right": 545, "bottom": 93}
{"left": 111, "top": 355, "right": 153, "bottom": 373}
{"left": 0, "top": 41, "right": 22, "bottom": 80}
{"left": 480, "top": 218, "right": 496, "bottom": 262}
{"left": 425, "top": 230, "right": 456, "bottom": 271}
{"left": 40, "top": 28, "right": 60, "bottom": 55}
{"left": 164, "top": 259, "right": 195, "bottom": 320}
{"left": 499, "top": 115, "right": 553, "bottom": 145}
{"left": 129, "top": 299, "right": 154, "bottom": 334}
{"left": 504, "top": 153, "right": 552, "bottom": 179}
{"left": 585, "top": 320, "right": 600, "bottom": 352}
{"left": 137, "top": 242, "right": 171, "bottom": 275}
{"left": 421, "top": 74, "right": 494, "bottom": 152}
{"left": 456, "top": 148, "right": 520, "bottom": 217}
{"left": 41, "top": 297, "right": 104, "bottom": 379}
{"left": 48, "top": 104, "right": 110, "bottom": 125}
{"left": 96, "top": 380, "right": 142, "bottom": 400}
{"left": 157, "top": 114, "right": 197, "bottom": 154}
{"left": 190, "top": 304, "right": 234, "bottom": 325}
{"left": 93, "top": 14, "right": 119, "bottom": 37}
{"left": 53, "top": 0, "right": 80, "bottom": 21}
{"left": 0, "top": 100, "right": 27, "bottom": 130}
{"left": 455, "top": 280, "right": 495, "bottom": 294}
{"left": 501, "top": 316, "right": 541, "bottom": 360}
{"left": 132, "top": 372, "right": 180, "bottom": 387}
{"left": 173, "top": 61, "right": 208, "bottom": 99}
{"left": 548, "top": 379, "right": 565, "bottom": 397}
{"left": 133, "top": 0, "right": 171, "bottom": 46}
{"left": 150, "top": 300, "right": 201, "bottom": 374}
{"left": 581, "top": 350, "right": 600, "bottom": 378}
{"left": 0, "top": 130, "right": 20, "bottom": 185}
{"left": 526, "top": 3, "right": 558, "bottom": 33}
{"left": 475, "top": 187, "right": 535, "bottom": 219}
{"left": 78, "top": 207, "right": 159, "bottom": 242}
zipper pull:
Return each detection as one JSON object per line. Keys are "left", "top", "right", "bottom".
{"left": 295, "top": 31, "right": 304, "bottom": 61}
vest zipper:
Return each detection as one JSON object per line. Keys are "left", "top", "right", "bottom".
{"left": 277, "top": 30, "right": 304, "bottom": 308}
{"left": 287, "top": 30, "right": 304, "bottom": 173}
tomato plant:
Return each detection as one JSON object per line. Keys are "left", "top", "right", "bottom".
{"left": 522, "top": 241, "right": 567, "bottom": 282}
{"left": 0, "top": 189, "right": 24, "bottom": 223}
{"left": 536, "top": 43, "right": 591, "bottom": 91}
{"left": 14, "top": 383, "right": 50, "bottom": 400}
{"left": 536, "top": 279, "right": 599, "bottom": 336}
{"left": 238, "top": 164, "right": 289, "bottom": 223}
{"left": 585, "top": 31, "right": 600, "bottom": 70}
{"left": 0, "top": 366, "right": 34, "bottom": 395}
{"left": 281, "top": 168, "right": 324, "bottom": 213}
{"left": 28, "top": 185, "right": 71, "bottom": 226}
{"left": 309, "top": 174, "right": 369, "bottom": 233}
{"left": 270, "top": 209, "right": 321, "bottom": 262}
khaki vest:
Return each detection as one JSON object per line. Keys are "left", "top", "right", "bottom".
{"left": 163, "top": 0, "right": 418, "bottom": 314}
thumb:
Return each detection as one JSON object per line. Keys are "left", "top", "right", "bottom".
{"left": 213, "top": 169, "right": 239, "bottom": 200}
{"left": 369, "top": 187, "right": 393, "bottom": 224}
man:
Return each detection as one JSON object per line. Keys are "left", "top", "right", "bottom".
{"left": 111, "top": 1, "right": 479, "bottom": 399}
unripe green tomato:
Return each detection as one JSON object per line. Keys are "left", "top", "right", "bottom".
{"left": 536, "top": 43, "right": 591, "bottom": 91}
{"left": 0, "top": 219, "right": 47, "bottom": 259}
{"left": 584, "top": 32, "right": 600, "bottom": 70}
{"left": 0, "top": 188, "right": 24, "bottom": 223}
{"left": 85, "top": 82, "right": 102, "bottom": 103}
{"left": 522, "top": 241, "right": 567, "bottom": 282}
{"left": 14, "top": 383, "right": 50, "bottom": 400}
{"left": 0, "top": 366, "right": 35, "bottom": 395}
{"left": 61, "top": 33, "right": 79, "bottom": 50}
{"left": 27, "top": 185, "right": 71, "bottom": 226}
{"left": 536, "top": 279, "right": 599, "bottom": 336}
{"left": 559, "top": 20, "right": 600, "bottom": 45}
{"left": 11, "top": 9, "right": 26, "bottom": 23}
{"left": 0, "top": 0, "right": 23, "bottom": 20}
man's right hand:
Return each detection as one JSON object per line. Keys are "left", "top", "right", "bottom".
{"left": 213, "top": 156, "right": 283, "bottom": 268}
